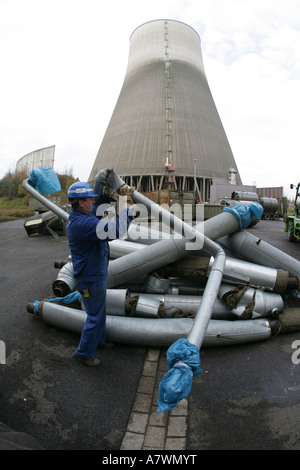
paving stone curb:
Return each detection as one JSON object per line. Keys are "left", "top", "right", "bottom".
{"left": 121, "top": 348, "right": 188, "bottom": 451}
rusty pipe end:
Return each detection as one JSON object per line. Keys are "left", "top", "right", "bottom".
{"left": 26, "top": 302, "right": 35, "bottom": 314}
{"left": 26, "top": 300, "right": 44, "bottom": 317}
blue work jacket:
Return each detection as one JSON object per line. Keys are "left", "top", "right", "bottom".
{"left": 67, "top": 207, "right": 132, "bottom": 283}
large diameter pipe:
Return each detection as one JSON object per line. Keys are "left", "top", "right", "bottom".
{"left": 209, "top": 257, "right": 290, "bottom": 293}
{"left": 129, "top": 292, "right": 275, "bottom": 320}
{"left": 29, "top": 301, "right": 272, "bottom": 347}
{"left": 79, "top": 288, "right": 130, "bottom": 317}
{"left": 220, "top": 231, "right": 300, "bottom": 278}
{"left": 110, "top": 239, "right": 291, "bottom": 293}
{"left": 22, "top": 178, "right": 69, "bottom": 223}
{"left": 106, "top": 289, "right": 128, "bottom": 316}
{"left": 131, "top": 293, "right": 233, "bottom": 318}
{"left": 109, "top": 239, "right": 147, "bottom": 258}
{"left": 107, "top": 237, "right": 188, "bottom": 288}
{"left": 52, "top": 261, "right": 76, "bottom": 296}
{"left": 125, "top": 207, "right": 259, "bottom": 246}
{"left": 219, "top": 283, "right": 284, "bottom": 318}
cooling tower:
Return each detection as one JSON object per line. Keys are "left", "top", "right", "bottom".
{"left": 89, "top": 19, "right": 242, "bottom": 201}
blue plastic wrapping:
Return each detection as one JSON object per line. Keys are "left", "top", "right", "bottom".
{"left": 28, "top": 168, "right": 61, "bottom": 195}
{"left": 249, "top": 202, "right": 264, "bottom": 219}
{"left": 47, "top": 291, "right": 81, "bottom": 304}
{"left": 166, "top": 338, "right": 202, "bottom": 374}
{"left": 157, "top": 366, "right": 194, "bottom": 412}
{"left": 157, "top": 338, "right": 202, "bottom": 412}
{"left": 33, "top": 291, "right": 81, "bottom": 313}
{"left": 222, "top": 202, "right": 263, "bottom": 230}
{"left": 33, "top": 300, "right": 40, "bottom": 314}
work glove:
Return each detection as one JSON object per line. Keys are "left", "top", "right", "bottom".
{"left": 119, "top": 185, "right": 135, "bottom": 203}
{"left": 114, "top": 186, "right": 135, "bottom": 211}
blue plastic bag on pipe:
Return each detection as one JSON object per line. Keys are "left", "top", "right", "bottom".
{"left": 32, "top": 291, "right": 81, "bottom": 313}
{"left": 167, "top": 337, "right": 202, "bottom": 375}
{"left": 249, "top": 202, "right": 263, "bottom": 219}
{"left": 47, "top": 291, "right": 81, "bottom": 304}
{"left": 157, "top": 365, "right": 194, "bottom": 412}
{"left": 222, "top": 202, "right": 263, "bottom": 230}
{"left": 28, "top": 168, "right": 61, "bottom": 195}
{"left": 157, "top": 338, "right": 202, "bottom": 412}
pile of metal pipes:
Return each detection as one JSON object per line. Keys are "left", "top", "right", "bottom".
{"left": 24, "top": 170, "right": 300, "bottom": 350}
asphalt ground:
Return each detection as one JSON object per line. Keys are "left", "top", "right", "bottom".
{"left": 0, "top": 218, "right": 147, "bottom": 450}
{"left": 189, "top": 219, "right": 300, "bottom": 451}
{"left": 0, "top": 217, "right": 299, "bottom": 451}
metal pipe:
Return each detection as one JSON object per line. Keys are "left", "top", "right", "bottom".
{"left": 126, "top": 223, "right": 168, "bottom": 244}
{"left": 42, "top": 172, "right": 261, "bottom": 351}
{"left": 209, "top": 256, "right": 290, "bottom": 293}
{"left": 134, "top": 295, "right": 163, "bottom": 318}
{"left": 125, "top": 206, "right": 259, "bottom": 246}
{"left": 130, "top": 292, "right": 235, "bottom": 319}
{"left": 29, "top": 301, "right": 273, "bottom": 347}
{"left": 219, "top": 230, "right": 300, "bottom": 278}
{"left": 187, "top": 245, "right": 225, "bottom": 347}
{"left": 131, "top": 187, "right": 226, "bottom": 349}
{"left": 109, "top": 239, "right": 147, "bottom": 258}
{"left": 106, "top": 289, "right": 128, "bottom": 316}
{"left": 145, "top": 276, "right": 170, "bottom": 294}
{"left": 52, "top": 261, "right": 76, "bottom": 296}
{"left": 111, "top": 239, "right": 291, "bottom": 294}
{"left": 218, "top": 283, "right": 284, "bottom": 318}
{"left": 107, "top": 236, "right": 188, "bottom": 288}
{"left": 22, "top": 178, "right": 69, "bottom": 223}
{"left": 128, "top": 292, "right": 271, "bottom": 320}
{"left": 25, "top": 169, "right": 269, "bottom": 351}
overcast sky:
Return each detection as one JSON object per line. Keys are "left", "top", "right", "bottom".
{"left": 1, "top": 0, "right": 299, "bottom": 199}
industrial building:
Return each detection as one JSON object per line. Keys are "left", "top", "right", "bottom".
{"left": 16, "top": 145, "right": 55, "bottom": 175}
{"left": 89, "top": 20, "right": 243, "bottom": 203}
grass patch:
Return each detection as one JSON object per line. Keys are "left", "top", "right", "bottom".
{"left": 0, "top": 197, "right": 34, "bottom": 222}
{"left": 0, "top": 196, "right": 30, "bottom": 209}
{"left": 0, "top": 207, "right": 35, "bottom": 222}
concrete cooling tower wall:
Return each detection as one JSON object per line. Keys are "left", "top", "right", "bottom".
{"left": 89, "top": 19, "right": 242, "bottom": 201}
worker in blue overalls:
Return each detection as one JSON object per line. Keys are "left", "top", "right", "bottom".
{"left": 67, "top": 181, "right": 133, "bottom": 367}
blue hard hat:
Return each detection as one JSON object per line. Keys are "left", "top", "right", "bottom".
{"left": 67, "top": 181, "right": 98, "bottom": 199}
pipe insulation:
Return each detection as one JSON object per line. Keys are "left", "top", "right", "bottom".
{"left": 218, "top": 283, "right": 284, "bottom": 319}
{"left": 86, "top": 290, "right": 161, "bottom": 318}
{"left": 209, "top": 257, "right": 291, "bottom": 293}
{"left": 107, "top": 237, "right": 188, "bottom": 288}
{"left": 52, "top": 261, "right": 76, "bottom": 296}
{"left": 220, "top": 231, "right": 300, "bottom": 278}
{"left": 109, "top": 239, "right": 292, "bottom": 293}
{"left": 129, "top": 292, "right": 281, "bottom": 320}
{"left": 125, "top": 210, "right": 249, "bottom": 245}
{"left": 29, "top": 301, "right": 273, "bottom": 348}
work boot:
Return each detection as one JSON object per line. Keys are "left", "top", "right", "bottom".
{"left": 72, "top": 353, "right": 100, "bottom": 367}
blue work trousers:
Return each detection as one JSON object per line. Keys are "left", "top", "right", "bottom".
{"left": 76, "top": 279, "right": 107, "bottom": 359}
